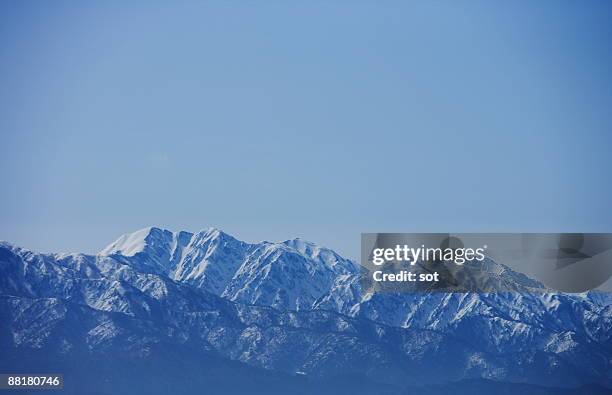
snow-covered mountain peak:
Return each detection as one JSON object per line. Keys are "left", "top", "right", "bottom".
{"left": 191, "top": 227, "right": 237, "bottom": 245}
{"left": 99, "top": 226, "right": 175, "bottom": 257}
{"left": 283, "top": 238, "right": 358, "bottom": 273}
{"left": 0, "top": 240, "right": 15, "bottom": 250}
{"left": 283, "top": 237, "right": 320, "bottom": 258}
{"left": 95, "top": 226, "right": 361, "bottom": 304}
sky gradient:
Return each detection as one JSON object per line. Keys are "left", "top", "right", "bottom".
{"left": 1, "top": 1, "right": 612, "bottom": 259}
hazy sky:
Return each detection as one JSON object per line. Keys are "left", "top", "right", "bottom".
{"left": 1, "top": 1, "right": 612, "bottom": 259}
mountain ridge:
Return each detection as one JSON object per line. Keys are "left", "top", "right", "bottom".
{"left": 1, "top": 227, "right": 611, "bottom": 391}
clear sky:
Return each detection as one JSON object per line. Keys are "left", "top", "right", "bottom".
{"left": 1, "top": 1, "right": 612, "bottom": 259}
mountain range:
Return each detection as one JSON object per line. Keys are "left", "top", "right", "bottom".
{"left": 1, "top": 227, "right": 611, "bottom": 394}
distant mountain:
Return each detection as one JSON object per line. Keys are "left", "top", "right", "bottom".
{"left": 1, "top": 227, "right": 611, "bottom": 393}
{"left": 99, "top": 227, "right": 359, "bottom": 311}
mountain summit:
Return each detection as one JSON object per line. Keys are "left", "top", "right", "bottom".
{"left": 98, "top": 227, "right": 359, "bottom": 310}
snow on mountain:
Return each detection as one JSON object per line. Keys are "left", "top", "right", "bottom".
{"left": 100, "top": 227, "right": 193, "bottom": 274}
{"left": 169, "top": 228, "right": 251, "bottom": 295}
{"left": 1, "top": 228, "right": 612, "bottom": 389}
{"left": 282, "top": 238, "right": 359, "bottom": 274}
{"left": 0, "top": 242, "right": 482, "bottom": 386}
{"left": 222, "top": 241, "right": 357, "bottom": 310}
{"left": 98, "top": 227, "right": 358, "bottom": 311}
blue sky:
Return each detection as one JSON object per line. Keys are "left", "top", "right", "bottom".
{"left": 1, "top": 1, "right": 612, "bottom": 259}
